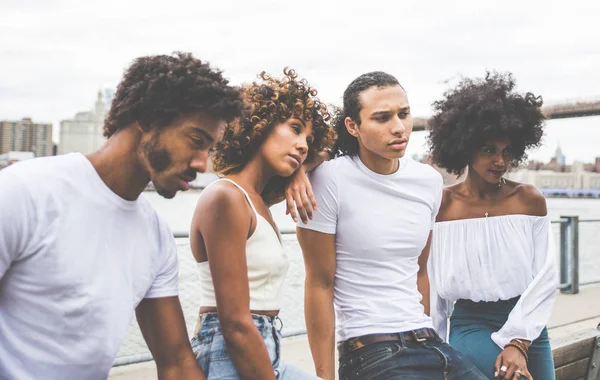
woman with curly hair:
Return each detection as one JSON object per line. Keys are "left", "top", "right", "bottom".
{"left": 189, "top": 68, "right": 334, "bottom": 379}
{"left": 427, "top": 72, "right": 558, "bottom": 380}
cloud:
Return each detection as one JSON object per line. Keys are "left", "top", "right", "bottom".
{"left": 1, "top": 0, "right": 599, "bottom": 151}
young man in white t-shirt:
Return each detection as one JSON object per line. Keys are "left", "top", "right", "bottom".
{"left": 0, "top": 53, "right": 243, "bottom": 380}
{"left": 295, "top": 72, "right": 487, "bottom": 380}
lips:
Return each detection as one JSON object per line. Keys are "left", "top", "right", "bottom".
{"left": 490, "top": 170, "right": 505, "bottom": 177}
{"left": 289, "top": 154, "right": 301, "bottom": 166}
{"left": 389, "top": 139, "right": 408, "bottom": 150}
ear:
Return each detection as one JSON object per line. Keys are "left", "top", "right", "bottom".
{"left": 344, "top": 117, "right": 359, "bottom": 138}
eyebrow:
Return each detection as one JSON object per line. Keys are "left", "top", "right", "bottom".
{"left": 191, "top": 127, "right": 215, "bottom": 143}
{"left": 289, "top": 118, "right": 306, "bottom": 127}
{"left": 371, "top": 107, "right": 410, "bottom": 116}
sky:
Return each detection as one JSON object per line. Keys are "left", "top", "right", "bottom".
{"left": 1, "top": 0, "right": 599, "bottom": 162}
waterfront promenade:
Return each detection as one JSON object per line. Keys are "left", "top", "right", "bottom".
{"left": 108, "top": 283, "right": 600, "bottom": 379}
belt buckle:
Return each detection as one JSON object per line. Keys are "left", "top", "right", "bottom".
{"left": 411, "top": 329, "right": 428, "bottom": 343}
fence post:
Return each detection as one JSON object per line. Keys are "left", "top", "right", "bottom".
{"left": 570, "top": 216, "right": 579, "bottom": 294}
{"left": 559, "top": 216, "right": 580, "bottom": 294}
{"left": 559, "top": 218, "right": 570, "bottom": 292}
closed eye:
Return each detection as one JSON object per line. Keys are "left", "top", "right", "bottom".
{"left": 191, "top": 137, "right": 206, "bottom": 148}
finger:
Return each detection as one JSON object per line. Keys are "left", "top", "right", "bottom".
{"left": 307, "top": 184, "right": 317, "bottom": 211}
{"left": 504, "top": 363, "right": 518, "bottom": 380}
{"left": 300, "top": 190, "right": 314, "bottom": 221}
{"left": 294, "top": 191, "right": 309, "bottom": 224}
{"left": 521, "top": 368, "right": 533, "bottom": 380}
{"left": 285, "top": 191, "right": 298, "bottom": 223}
{"left": 494, "top": 356, "right": 503, "bottom": 378}
{"left": 512, "top": 369, "right": 521, "bottom": 380}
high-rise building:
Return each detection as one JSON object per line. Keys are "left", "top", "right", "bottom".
{"left": 59, "top": 90, "right": 108, "bottom": 155}
{"left": 555, "top": 143, "right": 566, "bottom": 165}
{"left": 0, "top": 118, "right": 53, "bottom": 157}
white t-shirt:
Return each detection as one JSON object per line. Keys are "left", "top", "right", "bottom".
{"left": 298, "top": 155, "right": 443, "bottom": 342}
{"left": 0, "top": 153, "right": 179, "bottom": 380}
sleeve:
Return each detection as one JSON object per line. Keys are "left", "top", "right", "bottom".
{"left": 428, "top": 243, "right": 449, "bottom": 341}
{"left": 144, "top": 228, "right": 179, "bottom": 299}
{"left": 296, "top": 162, "right": 338, "bottom": 234}
{"left": 431, "top": 174, "right": 443, "bottom": 230}
{"left": 0, "top": 169, "right": 36, "bottom": 280}
{"left": 491, "top": 217, "right": 558, "bottom": 348}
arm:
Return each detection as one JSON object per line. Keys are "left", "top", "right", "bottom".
{"left": 492, "top": 189, "right": 555, "bottom": 380}
{"left": 136, "top": 297, "right": 205, "bottom": 380}
{"left": 428, "top": 262, "right": 449, "bottom": 341}
{"left": 295, "top": 162, "right": 338, "bottom": 380}
{"left": 194, "top": 185, "right": 276, "bottom": 380}
{"left": 491, "top": 192, "right": 558, "bottom": 349}
{"left": 491, "top": 216, "right": 558, "bottom": 348}
{"left": 297, "top": 228, "right": 336, "bottom": 380}
{"left": 417, "top": 232, "right": 432, "bottom": 316}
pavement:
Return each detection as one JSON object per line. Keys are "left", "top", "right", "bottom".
{"left": 108, "top": 283, "right": 600, "bottom": 379}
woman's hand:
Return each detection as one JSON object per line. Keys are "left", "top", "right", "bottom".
{"left": 494, "top": 346, "right": 532, "bottom": 380}
{"left": 284, "top": 166, "right": 316, "bottom": 224}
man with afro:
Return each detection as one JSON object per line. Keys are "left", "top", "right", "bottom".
{"left": 0, "top": 52, "right": 243, "bottom": 379}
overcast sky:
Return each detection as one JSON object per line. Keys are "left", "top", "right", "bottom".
{"left": 1, "top": 0, "right": 599, "bottom": 160}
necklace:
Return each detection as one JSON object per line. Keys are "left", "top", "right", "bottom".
{"left": 485, "top": 178, "right": 506, "bottom": 218}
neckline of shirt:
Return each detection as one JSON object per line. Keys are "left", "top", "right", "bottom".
{"left": 75, "top": 152, "right": 141, "bottom": 211}
{"left": 435, "top": 214, "right": 548, "bottom": 225}
{"left": 352, "top": 154, "right": 409, "bottom": 180}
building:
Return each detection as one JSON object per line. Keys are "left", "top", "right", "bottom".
{"left": 555, "top": 144, "right": 566, "bottom": 165}
{"left": 59, "top": 90, "right": 109, "bottom": 155}
{"left": 0, "top": 118, "right": 53, "bottom": 157}
{"left": 507, "top": 162, "right": 600, "bottom": 190}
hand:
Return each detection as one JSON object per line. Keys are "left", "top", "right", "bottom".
{"left": 494, "top": 346, "right": 532, "bottom": 380}
{"left": 284, "top": 166, "right": 317, "bottom": 224}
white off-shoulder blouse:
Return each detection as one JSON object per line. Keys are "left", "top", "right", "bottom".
{"left": 429, "top": 214, "right": 559, "bottom": 349}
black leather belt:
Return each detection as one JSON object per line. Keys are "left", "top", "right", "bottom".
{"left": 338, "top": 328, "right": 441, "bottom": 357}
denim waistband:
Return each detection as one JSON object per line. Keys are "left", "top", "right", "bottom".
{"left": 199, "top": 312, "right": 282, "bottom": 331}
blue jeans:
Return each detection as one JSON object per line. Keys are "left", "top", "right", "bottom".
{"left": 450, "top": 297, "right": 555, "bottom": 380}
{"left": 338, "top": 332, "right": 488, "bottom": 380}
{"left": 191, "top": 312, "right": 321, "bottom": 379}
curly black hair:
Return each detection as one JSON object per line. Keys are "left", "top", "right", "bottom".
{"left": 103, "top": 52, "right": 244, "bottom": 137}
{"left": 427, "top": 72, "right": 545, "bottom": 176}
{"left": 331, "top": 71, "right": 402, "bottom": 157}
{"left": 212, "top": 68, "right": 334, "bottom": 173}
{"left": 212, "top": 68, "right": 335, "bottom": 202}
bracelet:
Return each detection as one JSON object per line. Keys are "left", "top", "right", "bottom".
{"left": 505, "top": 343, "right": 529, "bottom": 362}
{"left": 512, "top": 338, "right": 531, "bottom": 350}
{"left": 509, "top": 339, "right": 528, "bottom": 352}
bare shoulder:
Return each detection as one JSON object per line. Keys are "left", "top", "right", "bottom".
{"left": 436, "top": 183, "right": 462, "bottom": 221}
{"left": 192, "top": 181, "right": 251, "bottom": 225}
{"left": 442, "top": 183, "right": 465, "bottom": 204}
{"left": 513, "top": 182, "right": 548, "bottom": 217}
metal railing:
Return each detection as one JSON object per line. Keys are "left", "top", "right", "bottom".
{"left": 113, "top": 216, "right": 599, "bottom": 367}
{"left": 555, "top": 216, "right": 600, "bottom": 294}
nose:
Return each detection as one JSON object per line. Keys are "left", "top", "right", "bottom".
{"left": 189, "top": 150, "right": 209, "bottom": 173}
{"left": 391, "top": 116, "right": 406, "bottom": 136}
{"left": 493, "top": 153, "right": 506, "bottom": 167}
{"left": 297, "top": 136, "right": 309, "bottom": 155}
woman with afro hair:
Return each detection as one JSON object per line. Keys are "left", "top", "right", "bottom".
{"left": 427, "top": 72, "right": 558, "bottom": 380}
{"left": 188, "top": 68, "right": 334, "bottom": 379}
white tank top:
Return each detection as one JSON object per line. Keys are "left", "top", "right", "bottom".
{"left": 197, "top": 178, "right": 289, "bottom": 311}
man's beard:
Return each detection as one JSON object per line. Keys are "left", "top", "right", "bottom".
{"left": 142, "top": 132, "right": 175, "bottom": 199}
